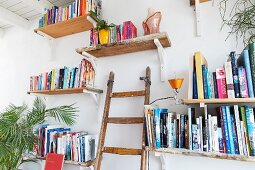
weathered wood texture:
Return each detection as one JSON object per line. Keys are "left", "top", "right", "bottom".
{"left": 190, "top": 0, "right": 210, "bottom": 5}
{"left": 111, "top": 90, "right": 146, "bottom": 98}
{"left": 34, "top": 15, "right": 93, "bottom": 38}
{"left": 146, "top": 147, "right": 255, "bottom": 162}
{"left": 76, "top": 32, "right": 171, "bottom": 58}
{"left": 103, "top": 147, "right": 142, "bottom": 155}
{"left": 182, "top": 98, "right": 255, "bottom": 105}
{"left": 107, "top": 117, "right": 144, "bottom": 124}
{"left": 27, "top": 87, "right": 103, "bottom": 95}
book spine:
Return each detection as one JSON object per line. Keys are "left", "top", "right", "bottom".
{"left": 206, "top": 69, "right": 211, "bottom": 99}
{"left": 202, "top": 65, "right": 208, "bottom": 99}
{"left": 192, "top": 124, "right": 199, "bottom": 151}
{"left": 160, "top": 112, "right": 168, "bottom": 148}
{"left": 231, "top": 113, "right": 239, "bottom": 154}
{"left": 211, "top": 116, "right": 219, "bottom": 152}
{"left": 218, "top": 127, "right": 224, "bottom": 153}
{"left": 240, "top": 121, "right": 248, "bottom": 156}
{"left": 180, "top": 115, "right": 185, "bottom": 148}
{"left": 243, "top": 50, "right": 254, "bottom": 98}
{"left": 238, "top": 67, "right": 249, "bottom": 98}
{"left": 199, "top": 116, "right": 203, "bottom": 151}
{"left": 193, "top": 71, "right": 198, "bottom": 99}
{"left": 216, "top": 68, "right": 228, "bottom": 98}
{"left": 176, "top": 115, "right": 180, "bottom": 148}
{"left": 225, "top": 106, "right": 235, "bottom": 154}
{"left": 204, "top": 105, "right": 209, "bottom": 152}
{"left": 234, "top": 105, "right": 243, "bottom": 155}
{"left": 249, "top": 43, "right": 255, "bottom": 95}
{"left": 207, "top": 114, "right": 212, "bottom": 152}
{"left": 188, "top": 108, "right": 193, "bottom": 150}
{"left": 154, "top": 108, "right": 161, "bottom": 148}
{"left": 184, "top": 115, "right": 189, "bottom": 149}
{"left": 209, "top": 72, "right": 215, "bottom": 98}
{"left": 213, "top": 72, "right": 218, "bottom": 98}
{"left": 245, "top": 106, "right": 255, "bottom": 156}
{"left": 230, "top": 51, "right": 240, "bottom": 98}
{"left": 224, "top": 61, "right": 235, "bottom": 98}
{"left": 221, "top": 106, "right": 231, "bottom": 153}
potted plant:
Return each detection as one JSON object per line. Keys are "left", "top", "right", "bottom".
{"left": 220, "top": 0, "right": 255, "bottom": 45}
{"left": 96, "top": 20, "right": 114, "bottom": 45}
{"left": 0, "top": 97, "right": 78, "bottom": 170}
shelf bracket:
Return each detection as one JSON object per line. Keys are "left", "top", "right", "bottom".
{"left": 194, "top": 0, "right": 202, "bottom": 36}
{"left": 155, "top": 153, "right": 168, "bottom": 170}
{"left": 154, "top": 39, "right": 166, "bottom": 82}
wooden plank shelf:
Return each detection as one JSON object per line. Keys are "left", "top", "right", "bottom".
{"left": 182, "top": 98, "right": 255, "bottom": 105}
{"left": 27, "top": 87, "right": 103, "bottom": 95}
{"left": 190, "top": 0, "right": 210, "bottom": 5}
{"left": 146, "top": 147, "right": 255, "bottom": 162}
{"left": 34, "top": 14, "right": 94, "bottom": 38}
{"left": 76, "top": 32, "right": 171, "bottom": 58}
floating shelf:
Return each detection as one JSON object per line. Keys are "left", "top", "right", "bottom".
{"left": 34, "top": 14, "right": 95, "bottom": 38}
{"left": 146, "top": 147, "right": 255, "bottom": 162}
{"left": 76, "top": 32, "right": 171, "bottom": 58}
{"left": 190, "top": 0, "right": 210, "bottom": 5}
{"left": 182, "top": 98, "right": 255, "bottom": 105}
{"left": 27, "top": 87, "right": 103, "bottom": 95}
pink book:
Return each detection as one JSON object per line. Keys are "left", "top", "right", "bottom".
{"left": 216, "top": 68, "right": 228, "bottom": 98}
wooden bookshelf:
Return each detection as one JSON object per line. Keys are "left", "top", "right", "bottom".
{"left": 34, "top": 14, "right": 95, "bottom": 38}
{"left": 27, "top": 87, "right": 103, "bottom": 95}
{"left": 76, "top": 32, "right": 171, "bottom": 58}
{"left": 190, "top": 0, "right": 210, "bottom": 5}
{"left": 182, "top": 98, "right": 255, "bottom": 105}
{"left": 146, "top": 147, "right": 255, "bottom": 162}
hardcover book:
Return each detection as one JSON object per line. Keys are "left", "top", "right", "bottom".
{"left": 216, "top": 68, "right": 228, "bottom": 98}
{"left": 224, "top": 61, "right": 235, "bottom": 98}
{"left": 44, "top": 153, "right": 64, "bottom": 170}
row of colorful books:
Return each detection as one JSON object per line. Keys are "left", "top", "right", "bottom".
{"left": 36, "top": 124, "right": 98, "bottom": 162}
{"left": 38, "top": 0, "right": 102, "bottom": 28}
{"left": 191, "top": 43, "right": 255, "bottom": 99}
{"left": 90, "top": 21, "right": 137, "bottom": 46}
{"left": 29, "top": 59, "right": 95, "bottom": 91}
{"left": 144, "top": 105, "right": 255, "bottom": 156}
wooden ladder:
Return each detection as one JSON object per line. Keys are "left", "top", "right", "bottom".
{"left": 95, "top": 67, "right": 151, "bottom": 170}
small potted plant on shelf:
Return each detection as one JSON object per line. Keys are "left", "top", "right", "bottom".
{"left": 96, "top": 20, "right": 114, "bottom": 45}
{"left": 0, "top": 97, "right": 78, "bottom": 170}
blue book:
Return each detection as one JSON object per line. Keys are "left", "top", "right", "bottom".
{"left": 230, "top": 52, "right": 240, "bottom": 98}
{"left": 221, "top": 106, "right": 231, "bottom": 154}
{"left": 69, "top": 68, "right": 75, "bottom": 88}
{"left": 238, "top": 50, "right": 254, "bottom": 97}
{"left": 154, "top": 108, "right": 161, "bottom": 148}
{"left": 225, "top": 106, "right": 235, "bottom": 154}
{"left": 218, "top": 128, "right": 224, "bottom": 153}
{"left": 192, "top": 124, "right": 199, "bottom": 151}
{"left": 206, "top": 68, "right": 211, "bottom": 98}
{"left": 202, "top": 65, "right": 208, "bottom": 99}
{"left": 230, "top": 113, "right": 239, "bottom": 154}
{"left": 180, "top": 114, "right": 185, "bottom": 148}
{"left": 245, "top": 106, "right": 255, "bottom": 156}
{"left": 63, "top": 67, "right": 69, "bottom": 89}
{"left": 193, "top": 72, "right": 198, "bottom": 99}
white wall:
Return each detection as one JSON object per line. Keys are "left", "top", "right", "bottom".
{"left": 0, "top": 0, "right": 253, "bottom": 170}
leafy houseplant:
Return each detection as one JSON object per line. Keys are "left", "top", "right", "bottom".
{"left": 96, "top": 20, "right": 114, "bottom": 45}
{"left": 220, "top": 0, "right": 255, "bottom": 45}
{"left": 0, "top": 97, "right": 78, "bottom": 170}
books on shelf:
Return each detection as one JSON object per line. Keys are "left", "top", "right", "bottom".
{"left": 36, "top": 124, "right": 98, "bottom": 163}
{"left": 30, "top": 59, "right": 95, "bottom": 91}
{"left": 38, "top": 0, "right": 102, "bottom": 28}
{"left": 144, "top": 105, "right": 255, "bottom": 157}
{"left": 190, "top": 46, "right": 255, "bottom": 99}
{"left": 90, "top": 21, "right": 137, "bottom": 46}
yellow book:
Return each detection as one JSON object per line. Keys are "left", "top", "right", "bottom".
{"left": 194, "top": 51, "right": 207, "bottom": 99}
{"left": 51, "top": 69, "right": 55, "bottom": 90}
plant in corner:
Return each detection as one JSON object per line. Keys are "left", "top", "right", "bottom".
{"left": 219, "top": 0, "right": 255, "bottom": 45}
{"left": 96, "top": 19, "right": 114, "bottom": 45}
{"left": 0, "top": 97, "right": 78, "bottom": 170}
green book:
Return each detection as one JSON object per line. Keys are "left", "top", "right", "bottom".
{"left": 240, "top": 106, "right": 251, "bottom": 155}
{"left": 249, "top": 43, "right": 255, "bottom": 93}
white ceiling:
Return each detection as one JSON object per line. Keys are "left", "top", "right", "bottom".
{"left": 0, "top": 0, "right": 74, "bottom": 29}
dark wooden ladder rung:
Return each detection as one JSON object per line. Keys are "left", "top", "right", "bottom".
{"left": 107, "top": 117, "right": 144, "bottom": 124}
{"left": 103, "top": 147, "right": 142, "bottom": 155}
{"left": 111, "top": 90, "right": 145, "bottom": 98}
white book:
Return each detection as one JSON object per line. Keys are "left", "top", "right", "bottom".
{"left": 234, "top": 105, "right": 243, "bottom": 155}
{"left": 84, "top": 135, "right": 93, "bottom": 162}
{"left": 224, "top": 61, "right": 235, "bottom": 98}
{"left": 188, "top": 108, "right": 192, "bottom": 150}
{"left": 167, "top": 112, "right": 176, "bottom": 148}
{"left": 62, "top": 135, "right": 67, "bottom": 155}
{"left": 211, "top": 116, "right": 219, "bottom": 152}
{"left": 240, "top": 121, "right": 248, "bottom": 156}
{"left": 209, "top": 72, "right": 215, "bottom": 98}
{"left": 57, "top": 137, "right": 62, "bottom": 154}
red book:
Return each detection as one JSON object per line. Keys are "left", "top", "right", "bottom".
{"left": 216, "top": 68, "right": 228, "bottom": 98}
{"left": 44, "top": 153, "right": 64, "bottom": 170}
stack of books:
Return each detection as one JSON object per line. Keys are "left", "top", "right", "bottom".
{"left": 144, "top": 105, "right": 255, "bottom": 156}
{"left": 90, "top": 21, "right": 137, "bottom": 46}
{"left": 191, "top": 43, "right": 255, "bottom": 99}
{"left": 36, "top": 124, "right": 98, "bottom": 163}
{"left": 30, "top": 59, "right": 95, "bottom": 91}
{"left": 38, "top": 0, "right": 102, "bottom": 28}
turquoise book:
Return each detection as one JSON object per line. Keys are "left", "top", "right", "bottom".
{"left": 225, "top": 106, "right": 236, "bottom": 154}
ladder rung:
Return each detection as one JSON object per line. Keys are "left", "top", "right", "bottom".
{"left": 107, "top": 117, "right": 144, "bottom": 124}
{"left": 111, "top": 90, "right": 145, "bottom": 98}
{"left": 103, "top": 147, "right": 142, "bottom": 155}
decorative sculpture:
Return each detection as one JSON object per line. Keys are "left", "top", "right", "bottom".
{"left": 142, "top": 8, "right": 162, "bottom": 35}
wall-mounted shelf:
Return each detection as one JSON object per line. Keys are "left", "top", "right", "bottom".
{"left": 182, "top": 98, "right": 255, "bottom": 105}
{"left": 190, "top": 0, "right": 210, "bottom": 5}
{"left": 146, "top": 147, "right": 255, "bottom": 170}
{"left": 34, "top": 14, "right": 96, "bottom": 39}
{"left": 76, "top": 32, "right": 171, "bottom": 58}
{"left": 76, "top": 32, "right": 171, "bottom": 82}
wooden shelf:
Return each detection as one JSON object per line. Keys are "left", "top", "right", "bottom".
{"left": 190, "top": 0, "right": 210, "bottom": 5}
{"left": 76, "top": 32, "right": 171, "bottom": 58}
{"left": 182, "top": 98, "right": 255, "bottom": 105}
{"left": 146, "top": 147, "right": 255, "bottom": 162}
{"left": 27, "top": 87, "right": 103, "bottom": 95}
{"left": 34, "top": 14, "right": 94, "bottom": 38}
